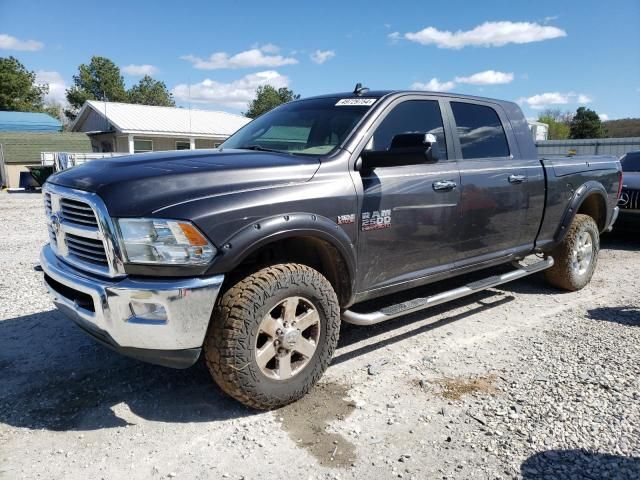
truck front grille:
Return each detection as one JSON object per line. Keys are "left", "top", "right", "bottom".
{"left": 619, "top": 189, "right": 639, "bottom": 210}
{"left": 43, "top": 184, "right": 123, "bottom": 277}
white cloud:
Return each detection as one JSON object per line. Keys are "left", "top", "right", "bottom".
{"left": 402, "top": 21, "right": 566, "bottom": 49}
{"left": 122, "top": 64, "right": 159, "bottom": 76}
{"left": 171, "top": 70, "right": 289, "bottom": 109}
{"left": 35, "top": 70, "right": 67, "bottom": 106}
{"left": 543, "top": 15, "right": 559, "bottom": 23}
{"left": 310, "top": 49, "right": 335, "bottom": 64}
{"left": 455, "top": 70, "right": 514, "bottom": 85}
{"left": 411, "top": 70, "right": 513, "bottom": 93}
{"left": 259, "top": 43, "right": 280, "bottom": 54}
{"left": 599, "top": 113, "right": 609, "bottom": 121}
{"left": 411, "top": 78, "right": 456, "bottom": 92}
{"left": 181, "top": 45, "right": 297, "bottom": 70}
{"left": 518, "top": 92, "right": 571, "bottom": 109}
{"left": 388, "top": 31, "right": 402, "bottom": 43}
{"left": 0, "top": 33, "right": 44, "bottom": 51}
{"left": 577, "top": 94, "right": 592, "bottom": 104}
{"left": 517, "top": 92, "right": 592, "bottom": 110}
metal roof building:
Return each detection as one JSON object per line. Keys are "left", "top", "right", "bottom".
{"left": 70, "top": 100, "right": 250, "bottom": 154}
{"left": 0, "top": 111, "right": 62, "bottom": 132}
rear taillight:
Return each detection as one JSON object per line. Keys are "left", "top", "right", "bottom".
{"left": 617, "top": 170, "right": 624, "bottom": 199}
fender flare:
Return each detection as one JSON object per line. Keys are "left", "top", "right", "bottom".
{"left": 206, "top": 212, "right": 357, "bottom": 290}
{"left": 555, "top": 181, "right": 609, "bottom": 242}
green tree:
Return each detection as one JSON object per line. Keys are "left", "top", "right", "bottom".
{"left": 244, "top": 85, "right": 300, "bottom": 118}
{"left": 0, "top": 56, "right": 48, "bottom": 111}
{"left": 127, "top": 75, "right": 175, "bottom": 107}
{"left": 538, "top": 108, "right": 571, "bottom": 140}
{"left": 569, "top": 107, "right": 605, "bottom": 139}
{"left": 65, "top": 56, "right": 128, "bottom": 119}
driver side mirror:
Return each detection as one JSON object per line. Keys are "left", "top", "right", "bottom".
{"left": 360, "top": 132, "right": 439, "bottom": 170}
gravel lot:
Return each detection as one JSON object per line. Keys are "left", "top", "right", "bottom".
{"left": 1, "top": 192, "right": 639, "bottom": 480}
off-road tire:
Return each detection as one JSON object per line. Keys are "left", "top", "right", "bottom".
{"left": 204, "top": 263, "right": 340, "bottom": 409}
{"left": 544, "top": 214, "right": 600, "bottom": 291}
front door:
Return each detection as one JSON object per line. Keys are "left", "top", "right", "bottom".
{"left": 355, "top": 98, "right": 461, "bottom": 292}
{"left": 447, "top": 100, "right": 530, "bottom": 263}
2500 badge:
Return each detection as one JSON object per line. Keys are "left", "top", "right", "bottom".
{"left": 362, "top": 210, "right": 392, "bottom": 231}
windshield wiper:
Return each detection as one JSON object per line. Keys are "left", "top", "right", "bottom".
{"left": 237, "top": 145, "right": 283, "bottom": 153}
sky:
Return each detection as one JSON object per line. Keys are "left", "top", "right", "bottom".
{"left": 1, "top": 0, "right": 639, "bottom": 120}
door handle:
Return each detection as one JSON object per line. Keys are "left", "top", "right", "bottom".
{"left": 508, "top": 174, "right": 526, "bottom": 184}
{"left": 432, "top": 180, "right": 457, "bottom": 191}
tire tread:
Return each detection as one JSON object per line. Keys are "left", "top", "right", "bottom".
{"left": 203, "top": 263, "right": 340, "bottom": 410}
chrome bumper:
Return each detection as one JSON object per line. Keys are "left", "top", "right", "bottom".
{"left": 40, "top": 244, "right": 224, "bottom": 367}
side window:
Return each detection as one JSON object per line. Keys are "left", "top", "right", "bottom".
{"left": 450, "top": 102, "right": 510, "bottom": 159}
{"left": 369, "top": 100, "right": 447, "bottom": 159}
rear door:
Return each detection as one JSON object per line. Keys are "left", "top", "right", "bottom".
{"left": 354, "top": 97, "right": 461, "bottom": 291}
{"left": 446, "top": 100, "right": 529, "bottom": 263}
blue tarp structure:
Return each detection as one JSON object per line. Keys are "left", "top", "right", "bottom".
{"left": 0, "top": 111, "right": 62, "bottom": 132}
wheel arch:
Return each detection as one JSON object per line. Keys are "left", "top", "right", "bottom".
{"left": 555, "top": 181, "right": 609, "bottom": 243}
{"left": 206, "top": 213, "right": 357, "bottom": 307}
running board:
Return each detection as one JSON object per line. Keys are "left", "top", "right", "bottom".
{"left": 342, "top": 257, "right": 554, "bottom": 326}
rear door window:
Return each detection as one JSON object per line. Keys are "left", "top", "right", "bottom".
{"left": 451, "top": 102, "right": 510, "bottom": 159}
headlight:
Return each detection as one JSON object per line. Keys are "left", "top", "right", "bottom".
{"left": 116, "top": 218, "right": 216, "bottom": 265}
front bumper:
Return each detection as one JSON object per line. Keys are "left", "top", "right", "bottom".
{"left": 40, "top": 244, "right": 224, "bottom": 368}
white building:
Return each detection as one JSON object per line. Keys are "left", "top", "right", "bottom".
{"left": 527, "top": 120, "right": 549, "bottom": 142}
{"left": 70, "top": 100, "right": 250, "bottom": 154}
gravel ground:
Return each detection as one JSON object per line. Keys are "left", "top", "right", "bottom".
{"left": 0, "top": 192, "right": 639, "bottom": 480}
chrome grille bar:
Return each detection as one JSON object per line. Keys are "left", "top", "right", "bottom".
{"left": 60, "top": 198, "right": 100, "bottom": 227}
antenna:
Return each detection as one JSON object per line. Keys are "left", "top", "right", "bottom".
{"left": 353, "top": 83, "right": 369, "bottom": 96}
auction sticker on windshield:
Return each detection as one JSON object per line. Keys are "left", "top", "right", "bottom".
{"left": 335, "top": 98, "right": 377, "bottom": 106}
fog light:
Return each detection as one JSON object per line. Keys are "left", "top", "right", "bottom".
{"left": 129, "top": 301, "right": 167, "bottom": 323}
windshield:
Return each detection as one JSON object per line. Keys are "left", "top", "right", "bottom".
{"left": 621, "top": 152, "right": 640, "bottom": 172}
{"left": 221, "top": 97, "right": 376, "bottom": 156}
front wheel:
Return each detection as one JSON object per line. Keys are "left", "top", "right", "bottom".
{"left": 203, "top": 263, "right": 340, "bottom": 409}
{"left": 544, "top": 214, "right": 600, "bottom": 291}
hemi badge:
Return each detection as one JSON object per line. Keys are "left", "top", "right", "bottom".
{"left": 337, "top": 214, "right": 355, "bottom": 225}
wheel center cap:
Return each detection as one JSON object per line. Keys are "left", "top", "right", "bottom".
{"left": 280, "top": 328, "right": 300, "bottom": 350}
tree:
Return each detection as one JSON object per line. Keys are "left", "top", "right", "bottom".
{"left": 65, "top": 56, "right": 128, "bottom": 119}
{"left": 538, "top": 108, "right": 571, "bottom": 140}
{"left": 127, "top": 75, "right": 175, "bottom": 107}
{"left": 569, "top": 107, "right": 605, "bottom": 139}
{"left": 602, "top": 118, "right": 640, "bottom": 138}
{"left": 0, "top": 56, "right": 48, "bottom": 111}
{"left": 244, "top": 85, "right": 300, "bottom": 118}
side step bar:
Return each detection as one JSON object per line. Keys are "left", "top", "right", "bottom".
{"left": 342, "top": 257, "right": 554, "bottom": 326}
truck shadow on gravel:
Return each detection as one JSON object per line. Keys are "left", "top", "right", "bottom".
{"left": 0, "top": 310, "right": 255, "bottom": 432}
{"left": 0, "top": 287, "right": 516, "bottom": 432}
{"left": 601, "top": 230, "right": 639, "bottom": 251}
{"left": 587, "top": 306, "right": 640, "bottom": 327}
{"left": 334, "top": 288, "right": 515, "bottom": 365}
{"left": 521, "top": 449, "right": 640, "bottom": 479}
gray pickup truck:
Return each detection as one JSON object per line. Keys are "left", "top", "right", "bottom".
{"left": 40, "top": 88, "right": 622, "bottom": 409}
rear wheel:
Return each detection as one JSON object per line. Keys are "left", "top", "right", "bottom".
{"left": 204, "top": 263, "right": 340, "bottom": 409}
{"left": 544, "top": 214, "right": 600, "bottom": 291}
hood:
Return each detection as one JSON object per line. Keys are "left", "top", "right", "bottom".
{"left": 47, "top": 149, "right": 320, "bottom": 216}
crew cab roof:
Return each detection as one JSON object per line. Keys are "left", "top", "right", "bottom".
{"left": 303, "top": 90, "right": 519, "bottom": 108}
